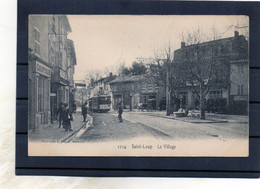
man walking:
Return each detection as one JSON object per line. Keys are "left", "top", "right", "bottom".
{"left": 81, "top": 102, "right": 88, "bottom": 122}
{"left": 118, "top": 102, "right": 123, "bottom": 122}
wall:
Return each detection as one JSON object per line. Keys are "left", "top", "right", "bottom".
{"left": 28, "top": 15, "right": 49, "bottom": 63}
{"left": 230, "top": 61, "right": 249, "bottom": 96}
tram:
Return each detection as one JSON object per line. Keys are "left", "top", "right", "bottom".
{"left": 88, "top": 95, "right": 111, "bottom": 113}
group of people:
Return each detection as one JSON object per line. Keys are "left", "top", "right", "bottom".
{"left": 57, "top": 102, "right": 88, "bottom": 132}
{"left": 57, "top": 101, "right": 122, "bottom": 130}
{"left": 57, "top": 103, "right": 74, "bottom": 132}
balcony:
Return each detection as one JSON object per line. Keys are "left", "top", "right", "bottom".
{"left": 52, "top": 67, "right": 69, "bottom": 86}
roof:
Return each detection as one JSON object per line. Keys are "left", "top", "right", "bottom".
{"left": 93, "top": 74, "right": 117, "bottom": 84}
{"left": 174, "top": 34, "right": 248, "bottom": 62}
{"left": 175, "top": 35, "right": 247, "bottom": 54}
{"left": 109, "top": 75, "right": 143, "bottom": 84}
{"left": 61, "top": 16, "right": 72, "bottom": 33}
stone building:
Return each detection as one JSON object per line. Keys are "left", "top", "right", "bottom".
{"left": 28, "top": 15, "right": 76, "bottom": 129}
{"left": 172, "top": 31, "right": 248, "bottom": 114}
{"left": 109, "top": 74, "right": 166, "bottom": 110}
{"left": 88, "top": 73, "right": 116, "bottom": 97}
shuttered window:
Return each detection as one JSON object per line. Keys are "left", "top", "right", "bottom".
{"left": 34, "top": 28, "right": 40, "bottom": 55}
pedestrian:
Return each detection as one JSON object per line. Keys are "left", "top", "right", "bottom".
{"left": 81, "top": 102, "right": 88, "bottom": 122}
{"left": 61, "top": 103, "right": 73, "bottom": 131}
{"left": 72, "top": 102, "right": 77, "bottom": 113}
{"left": 57, "top": 103, "right": 64, "bottom": 128}
{"left": 118, "top": 102, "right": 123, "bottom": 122}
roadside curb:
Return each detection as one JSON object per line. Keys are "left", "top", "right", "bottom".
{"left": 155, "top": 115, "right": 228, "bottom": 124}
{"left": 124, "top": 112, "right": 229, "bottom": 124}
{"left": 60, "top": 114, "right": 93, "bottom": 142}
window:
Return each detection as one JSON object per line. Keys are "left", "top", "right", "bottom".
{"left": 148, "top": 84, "right": 153, "bottom": 91}
{"left": 50, "top": 46, "right": 55, "bottom": 64}
{"left": 59, "top": 52, "right": 63, "bottom": 67}
{"left": 238, "top": 84, "right": 244, "bottom": 95}
{"left": 209, "top": 91, "right": 222, "bottom": 99}
{"left": 154, "top": 84, "right": 158, "bottom": 91}
{"left": 37, "top": 76, "right": 44, "bottom": 112}
{"left": 34, "top": 28, "right": 40, "bottom": 55}
{"left": 141, "top": 84, "right": 146, "bottom": 91}
{"left": 52, "top": 16, "right": 56, "bottom": 34}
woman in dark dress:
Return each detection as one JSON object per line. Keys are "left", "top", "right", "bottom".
{"left": 61, "top": 103, "right": 73, "bottom": 131}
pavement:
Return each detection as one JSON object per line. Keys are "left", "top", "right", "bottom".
{"left": 29, "top": 112, "right": 90, "bottom": 143}
{"left": 111, "top": 109, "right": 248, "bottom": 124}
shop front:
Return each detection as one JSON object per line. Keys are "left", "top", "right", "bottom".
{"left": 29, "top": 59, "right": 52, "bottom": 128}
{"left": 50, "top": 67, "right": 70, "bottom": 122}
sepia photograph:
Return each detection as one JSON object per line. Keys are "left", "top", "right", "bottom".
{"left": 28, "top": 15, "right": 249, "bottom": 157}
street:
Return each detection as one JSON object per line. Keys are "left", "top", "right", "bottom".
{"left": 73, "top": 111, "right": 248, "bottom": 142}
{"left": 73, "top": 112, "right": 171, "bottom": 142}
{"left": 28, "top": 111, "right": 249, "bottom": 156}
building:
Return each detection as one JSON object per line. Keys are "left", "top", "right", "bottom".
{"left": 109, "top": 74, "right": 166, "bottom": 110}
{"left": 140, "top": 75, "right": 166, "bottom": 110}
{"left": 28, "top": 15, "right": 76, "bottom": 129}
{"left": 86, "top": 73, "right": 116, "bottom": 109}
{"left": 88, "top": 73, "right": 116, "bottom": 97}
{"left": 172, "top": 31, "right": 248, "bottom": 114}
{"left": 109, "top": 75, "right": 142, "bottom": 110}
{"left": 74, "top": 86, "right": 88, "bottom": 107}
{"left": 66, "top": 39, "right": 77, "bottom": 110}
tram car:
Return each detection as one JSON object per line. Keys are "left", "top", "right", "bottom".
{"left": 88, "top": 95, "right": 111, "bottom": 113}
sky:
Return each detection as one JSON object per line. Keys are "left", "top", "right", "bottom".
{"left": 67, "top": 15, "right": 248, "bottom": 81}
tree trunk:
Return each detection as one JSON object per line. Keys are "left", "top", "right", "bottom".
{"left": 200, "top": 83, "right": 206, "bottom": 120}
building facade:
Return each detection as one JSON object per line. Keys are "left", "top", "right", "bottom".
{"left": 172, "top": 31, "right": 248, "bottom": 114}
{"left": 85, "top": 73, "right": 116, "bottom": 109}
{"left": 28, "top": 15, "right": 76, "bottom": 129}
{"left": 109, "top": 74, "right": 166, "bottom": 110}
{"left": 88, "top": 73, "right": 116, "bottom": 98}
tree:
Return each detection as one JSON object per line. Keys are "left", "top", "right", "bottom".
{"left": 85, "top": 69, "right": 102, "bottom": 86}
{"left": 118, "top": 61, "right": 147, "bottom": 76}
{"left": 175, "top": 27, "right": 230, "bottom": 119}
{"left": 148, "top": 59, "right": 167, "bottom": 86}
{"left": 130, "top": 61, "right": 147, "bottom": 75}
{"left": 122, "top": 67, "right": 131, "bottom": 75}
{"left": 116, "top": 61, "right": 128, "bottom": 76}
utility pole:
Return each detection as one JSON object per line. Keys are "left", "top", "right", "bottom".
{"left": 166, "top": 64, "right": 171, "bottom": 116}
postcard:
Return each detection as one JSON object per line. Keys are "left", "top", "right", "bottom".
{"left": 28, "top": 15, "right": 249, "bottom": 157}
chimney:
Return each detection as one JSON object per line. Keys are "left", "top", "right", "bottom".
{"left": 234, "top": 31, "right": 239, "bottom": 37}
{"left": 181, "top": 42, "right": 185, "bottom": 48}
{"left": 109, "top": 72, "right": 113, "bottom": 78}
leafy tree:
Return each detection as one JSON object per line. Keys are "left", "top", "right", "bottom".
{"left": 130, "top": 61, "right": 147, "bottom": 75}
{"left": 122, "top": 67, "right": 131, "bottom": 75}
{"left": 119, "top": 61, "right": 148, "bottom": 76}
